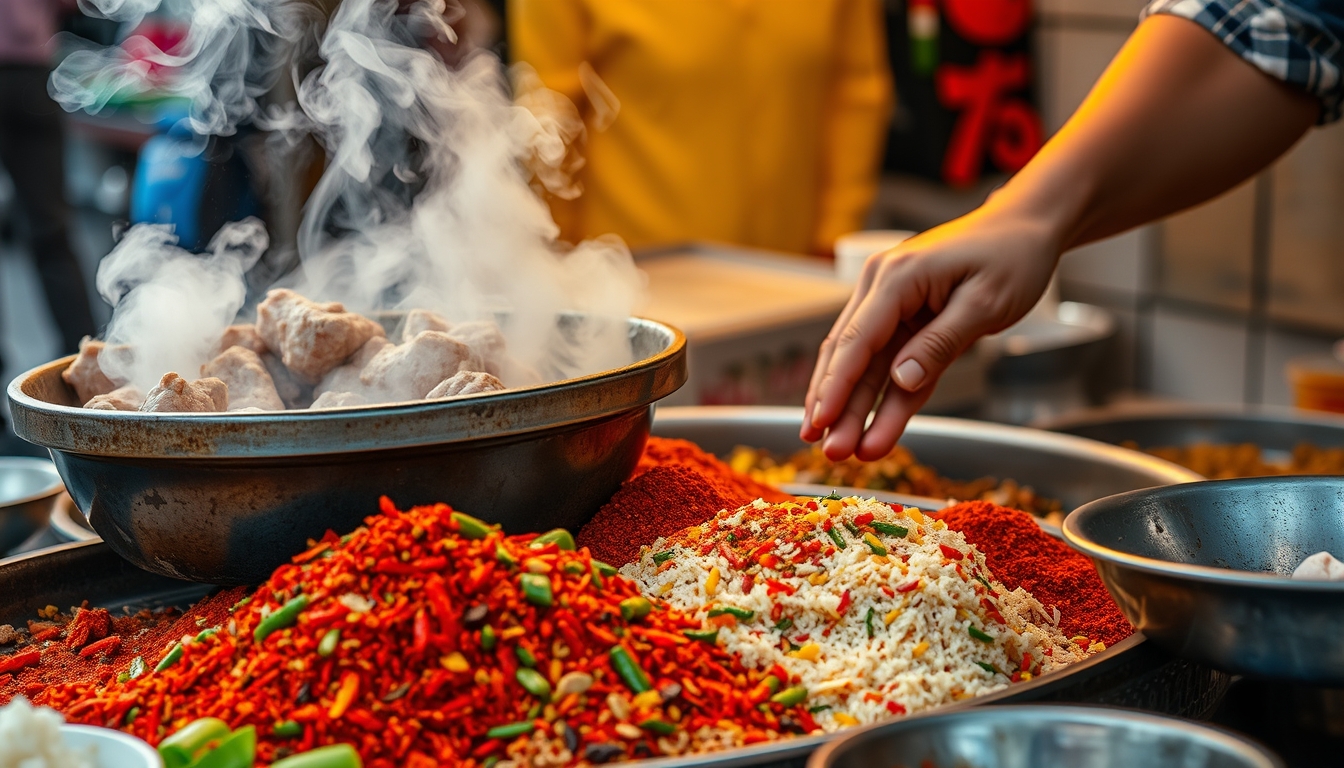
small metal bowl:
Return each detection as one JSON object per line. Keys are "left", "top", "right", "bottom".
{"left": 8, "top": 318, "right": 685, "bottom": 585}
{"left": 1064, "top": 476, "right": 1344, "bottom": 682}
{"left": 0, "top": 457, "right": 64, "bottom": 552}
{"left": 810, "top": 704, "right": 1282, "bottom": 768}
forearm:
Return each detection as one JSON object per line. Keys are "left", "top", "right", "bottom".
{"left": 989, "top": 14, "right": 1319, "bottom": 254}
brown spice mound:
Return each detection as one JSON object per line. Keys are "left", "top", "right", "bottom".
{"left": 936, "top": 500, "right": 1132, "bottom": 647}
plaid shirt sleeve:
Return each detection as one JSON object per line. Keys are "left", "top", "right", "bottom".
{"left": 1143, "top": 0, "right": 1344, "bottom": 123}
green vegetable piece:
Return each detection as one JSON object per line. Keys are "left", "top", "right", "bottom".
{"left": 871, "top": 521, "right": 908, "bottom": 537}
{"left": 124, "top": 707, "right": 140, "bottom": 725}
{"left": 482, "top": 757, "right": 500, "bottom": 768}
{"left": 592, "top": 560, "right": 618, "bottom": 577}
{"left": 190, "top": 725, "right": 256, "bottom": 768}
{"left": 515, "top": 645, "right": 537, "bottom": 668}
{"left": 683, "top": 629, "right": 719, "bottom": 644}
{"left": 808, "top": 704, "right": 832, "bottom": 714}
{"left": 194, "top": 627, "right": 219, "bottom": 643}
{"left": 968, "top": 625, "right": 995, "bottom": 643}
{"left": 608, "top": 645, "right": 652, "bottom": 693}
{"left": 481, "top": 625, "right": 497, "bottom": 651}
{"left": 619, "top": 597, "right": 653, "bottom": 622}
{"left": 707, "top": 605, "right": 754, "bottom": 621}
{"left": 639, "top": 718, "right": 677, "bottom": 735}
{"left": 762, "top": 675, "right": 781, "bottom": 693}
{"left": 531, "top": 529, "right": 576, "bottom": 551}
{"left": 516, "top": 668, "right": 552, "bottom": 700}
{"left": 519, "top": 573, "right": 553, "bottom": 608}
{"left": 862, "top": 533, "right": 888, "bottom": 557}
{"left": 975, "top": 661, "right": 1001, "bottom": 675}
{"left": 843, "top": 521, "right": 861, "bottom": 536}
{"left": 117, "top": 671, "right": 130, "bottom": 684}
{"left": 155, "top": 642, "right": 184, "bottom": 673}
{"left": 158, "top": 717, "right": 231, "bottom": 768}
{"left": 563, "top": 562, "right": 585, "bottom": 575}
{"left": 825, "top": 527, "right": 847, "bottom": 550}
{"left": 495, "top": 544, "right": 517, "bottom": 568}
{"left": 269, "top": 743, "right": 363, "bottom": 768}
{"left": 451, "top": 511, "right": 494, "bottom": 540}
{"left": 486, "top": 720, "right": 536, "bottom": 740}
{"left": 229, "top": 596, "right": 251, "bottom": 612}
{"left": 254, "top": 594, "right": 311, "bottom": 644}
{"left": 821, "top": 490, "right": 843, "bottom": 501}
{"left": 774, "top": 617, "right": 794, "bottom": 632}
{"left": 318, "top": 628, "right": 341, "bottom": 658}
{"left": 273, "top": 720, "right": 303, "bottom": 738}
{"left": 770, "top": 685, "right": 808, "bottom": 706}
{"left": 651, "top": 550, "right": 676, "bottom": 565}
{"left": 865, "top": 607, "right": 876, "bottom": 638}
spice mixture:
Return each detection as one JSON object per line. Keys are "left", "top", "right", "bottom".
{"left": 623, "top": 497, "right": 1092, "bottom": 728}
{"left": 935, "top": 501, "right": 1132, "bottom": 647}
{"left": 39, "top": 500, "right": 816, "bottom": 767}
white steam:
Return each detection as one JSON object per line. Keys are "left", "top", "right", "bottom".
{"left": 56, "top": 0, "right": 645, "bottom": 396}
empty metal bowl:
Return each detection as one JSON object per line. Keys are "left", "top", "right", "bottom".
{"left": 0, "top": 457, "right": 64, "bottom": 552}
{"left": 1064, "top": 476, "right": 1344, "bottom": 682}
{"left": 7, "top": 318, "right": 685, "bottom": 585}
{"left": 809, "top": 704, "right": 1282, "bottom": 768}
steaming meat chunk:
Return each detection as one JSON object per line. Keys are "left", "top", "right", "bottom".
{"left": 361, "top": 331, "right": 471, "bottom": 401}
{"left": 201, "top": 346, "right": 285, "bottom": 411}
{"left": 83, "top": 386, "right": 142, "bottom": 411}
{"left": 310, "top": 391, "right": 366, "bottom": 409}
{"left": 140, "top": 373, "right": 229, "bottom": 413}
{"left": 256, "top": 288, "right": 385, "bottom": 383}
{"left": 447, "top": 320, "right": 506, "bottom": 375}
{"left": 313, "top": 337, "right": 393, "bottom": 400}
{"left": 62, "top": 337, "right": 120, "bottom": 403}
{"left": 216, "top": 324, "right": 268, "bottom": 356}
{"left": 426, "top": 371, "right": 505, "bottom": 399}
{"left": 262, "top": 353, "right": 309, "bottom": 408}
{"left": 401, "top": 309, "right": 450, "bottom": 341}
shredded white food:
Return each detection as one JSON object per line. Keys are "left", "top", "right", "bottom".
{"left": 623, "top": 497, "right": 1095, "bottom": 730}
{"left": 0, "top": 697, "right": 96, "bottom": 768}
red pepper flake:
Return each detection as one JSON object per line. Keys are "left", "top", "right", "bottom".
{"left": 897, "top": 579, "right": 922, "bottom": 593}
{"left": 765, "top": 579, "right": 796, "bottom": 597}
{"left": 719, "top": 542, "right": 746, "bottom": 570}
{"left": 821, "top": 518, "right": 833, "bottom": 531}
{"left": 77, "top": 635, "right": 122, "bottom": 658}
{"left": 836, "top": 590, "right": 852, "bottom": 616}
{"left": 1020, "top": 653, "right": 1033, "bottom": 671}
{"left": 886, "top": 701, "right": 907, "bottom": 715}
{"left": 805, "top": 501, "right": 818, "bottom": 511}
{"left": 853, "top": 512, "right": 875, "bottom": 526}
{"left": 412, "top": 609, "right": 430, "bottom": 654}
{"left": 1010, "top": 670, "right": 1022, "bottom": 683}
{"left": 741, "top": 574, "right": 756, "bottom": 593}
{"left": 31, "top": 627, "right": 61, "bottom": 643}
{"left": 880, "top": 585, "right": 895, "bottom": 598}
{"left": 939, "top": 544, "right": 965, "bottom": 561}
{"left": 0, "top": 648, "right": 41, "bottom": 674}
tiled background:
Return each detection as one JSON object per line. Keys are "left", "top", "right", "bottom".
{"left": 878, "top": 0, "right": 1342, "bottom": 407}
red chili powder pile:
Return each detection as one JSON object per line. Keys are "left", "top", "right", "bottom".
{"left": 577, "top": 437, "right": 792, "bottom": 566}
{"left": 936, "top": 500, "right": 1132, "bottom": 647}
{"left": 0, "top": 587, "right": 247, "bottom": 706}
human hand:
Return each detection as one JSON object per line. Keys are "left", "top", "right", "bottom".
{"left": 802, "top": 203, "right": 1062, "bottom": 460}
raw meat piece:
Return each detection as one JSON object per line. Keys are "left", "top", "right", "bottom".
{"left": 140, "top": 373, "right": 229, "bottom": 413}
{"left": 361, "top": 331, "right": 471, "bottom": 401}
{"left": 313, "top": 337, "right": 393, "bottom": 400}
{"left": 400, "top": 309, "right": 450, "bottom": 341}
{"left": 255, "top": 288, "right": 384, "bottom": 383}
{"left": 201, "top": 346, "right": 285, "bottom": 411}
{"left": 426, "top": 371, "right": 506, "bottom": 399}
{"left": 61, "top": 337, "right": 119, "bottom": 403}
{"left": 447, "top": 320, "right": 506, "bottom": 376}
{"left": 216, "top": 324, "right": 268, "bottom": 356}
{"left": 83, "top": 386, "right": 142, "bottom": 411}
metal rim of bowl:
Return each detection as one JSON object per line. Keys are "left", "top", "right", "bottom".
{"left": 1063, "top": 476, "right": 1344, "bottom": 592}
{"left": 806, "top": 703, "right": 1284, "bottom": 768}
{"left": 0, "top": 457, "right": 64, "bottom": 506}
{"left": 7, "top": 317, "right": 686, "bottom": 459}
{"left": 1038, "top": 401, "right": 1344, "bottom": 435}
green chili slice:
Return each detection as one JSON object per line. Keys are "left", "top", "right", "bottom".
{"left": 651, "top": 550, "right": 676, "bottom": 565}
{"left": 318, "top": 628, "right": 341, "bottom": 658}
{"left": 159, "top": 717, "right": 231, "bottom": 768}
{"left": 516, "top": 668, "right": 552, "bottom": 700}
{"left": 608, "top": 645, "right": 652, "bottom": 693}
{"left": 871, "top": 521, "right": 908, "bottom": 537}
{"left": 519, "top": 574, "right": 553, "bottom": 608}
{"left": 774, "top": 617, "right": 794, "bottom": 632}
{"left": 495, "top": 544, "right": 517, "bottom": 568}
{"left": 843, "top": 521, "right": 861, "bottom": 536}
{"left": 515, "top": 645, "right": 537, "bottom": 668}
{"left": 968, "top": 625, "right": 995, "bottom": 643}
{"left": 639, "top": 718, "right": 677, "bottom": 735}
{"left": 707, "top": 605, "right": 755, "bottom": 620}
{"left": 808, "top": 704, "right": 832, "bottom": 713}
{"left": 254, "top": 594, "right": 311, "bottom": 643}
{"left": 864, "top": 607, "right": 876, "bottom": 638}
{"left": 975, "top": 661, "right": 1000, "bottom": 675}
{"left": 155, "top": 642, "right": 184, "bottom": 672}
{"left": 683, "top": 629, "right": 719, "bottom": 644}
{"left": 825, "top": 527, "right": 847, "bottom": 549}
{"left": 619, "top": 597, "right": 652, "bottom": 622}
{"left": 273, "top": 720, "right": 303, "bottom": 738}
{"left": 481, "top": 625, "right": 497, "bottom": 651}
{"left": 269, "top": 743, "right": 363, "bottom": 768}
{"left": 770, "top": 685, "right": 808, "bottom": 706}
{"left": 762, "top": 675, "right": 781, "bottom": 693}
{"left": 862, "top": 533, "right": 888, "bottom": 557}
{"left": 592, "top": 560, "right": 618, "bottom": 577}
{"left": 186, "top": 725, "right": 256, "bottom": 768}
{"left": 531, "top": 529, "right": 576, "bottom": 551}
{"left": 821, "top": 490, "right": 843, "bottom": 501}
{"left": 451, "top": 511, "right": 493, "bottom": 540}
{"left": 486, "top": 720, "right": 536, "bottom": 740}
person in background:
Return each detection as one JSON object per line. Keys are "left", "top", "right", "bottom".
{"left": 0, "top": 0, "right": 97, "bottom": 357}
{"left": 804, "top": 1, "right": 1344, "bottom": 460}
{"left": 509, "top": 0, "right": 892, "bottom": 256}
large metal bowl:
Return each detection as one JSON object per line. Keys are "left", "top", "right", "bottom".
{"left": 1063, "top": 476, "right": 1344, "bottom": 683}
{"left": 7, "top": 318, "right": 686, "bottom": 585}
{"left": 651, "top": 406, "right": 1201, "bottom": 510}
{"left": 809, "top": 705, "right": 1282, "bottom": 768}
{"left": 1041, "top": 403, "right": 1344, "bottom": 462}
{"left": 0, "top": 457, "right": 64, "bottom": 552}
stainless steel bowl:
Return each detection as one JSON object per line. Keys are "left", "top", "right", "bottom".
{"left": 809, "top": 705, "right": 1282, "bottom": 768}
{"left": 8, "top": 318, "right": 686, "bottom": 584}
{"left": 651, "top": 406, "right": 1201, "bottom": 510}
{"left": 1064, "top": 476, "right": 1344, "bottom": 682}
{"left": 0, "top": 457, "right": 64, "bottom": 551}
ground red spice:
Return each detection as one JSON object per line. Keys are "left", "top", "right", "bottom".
{"left": 0, "top": 588, "right": 247, "bottom": 708}
{"left": 935, "top": 501, "right": 1132, "bottom": 647}
{"left": 633, "top": 437, "right": 791, "bottom": 504}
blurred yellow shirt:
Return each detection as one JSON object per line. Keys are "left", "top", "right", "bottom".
{"left": 509, "top": 0, "right": 893, "bottom": 255}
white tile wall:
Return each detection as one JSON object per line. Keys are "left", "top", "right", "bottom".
{"left": 1150, "top": 306, "right": 1248, "bottom": 403}
{"left": 1057, "top": 226, "right": 1154, "bottom": 297}
{"left": 1260, "top": 328, "right": 1339, "bottom": 407}
{"left": 1033, "top": 26, "right": 1131, "bottom": 132}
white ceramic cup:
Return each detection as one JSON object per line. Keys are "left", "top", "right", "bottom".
{"left": 833, "top": 230, "right": 916, "bottom": 285}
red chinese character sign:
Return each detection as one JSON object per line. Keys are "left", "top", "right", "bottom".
{"left": 884, "top": 0, "right": 1043, "bottom": 188}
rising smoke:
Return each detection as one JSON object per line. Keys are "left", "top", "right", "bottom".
{"left": 54, "top": 0, "right": 644, "bottom": 396}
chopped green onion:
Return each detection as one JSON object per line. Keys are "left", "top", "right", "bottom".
{"left": 864, "top": 607, "right": 876, "bottom": 638}
{"left": 486, "top": 720, "right": 536, "bottom": 740}
{"left": 519, "top": 574, "right": 553, "bottom": 608}
{"left": 871, "top": 521, "right": 908, "bottom": 537}
{"left": 968, "top": 625, "right": 995, "bottom": 643}
{"left": 825, "top": 527, "right": 847, "bottom": 549}
{"left": 707, "top": 605, "right": 754, "bottom": 621}
{"left": 531, "top": 529, "right": 576, "bottom": 551}
{"left": 619, "top": 597, "right": 653, "bottom": 622}
{"left": 770, "top": 685, "right": 808, "bottom": 706}
{"left": 652, "top": 550, "right": 676, "bottom": 565}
